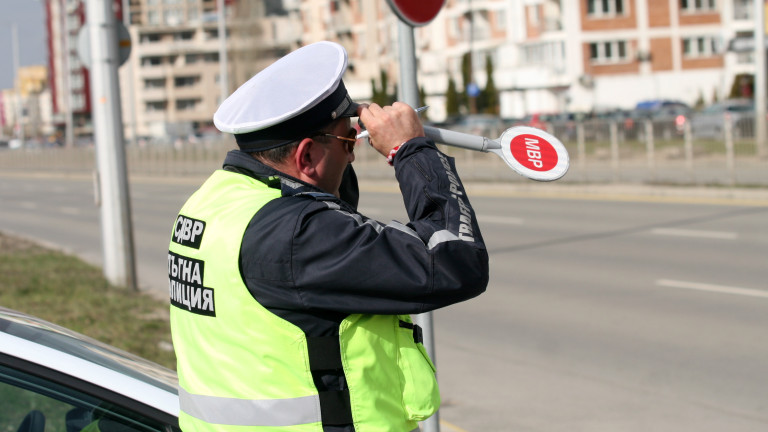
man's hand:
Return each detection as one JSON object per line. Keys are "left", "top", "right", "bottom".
{"left": 358, "top": 102, "right": 425, "bottom": 157}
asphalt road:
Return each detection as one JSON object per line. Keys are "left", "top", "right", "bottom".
{"left": 1, "top": 173, "right": 767, "bottom": 432}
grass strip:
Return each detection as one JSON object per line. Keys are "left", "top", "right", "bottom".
{"left": 0, "top": 232, "right": 176, "bottom": 370}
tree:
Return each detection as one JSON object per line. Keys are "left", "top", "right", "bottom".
{"left": 694, "top": 89, "right": 705, "bottom": 110}
{"left": 480, "top": 55, "right": 499, "bottom": 115}
{"left": 371, "top": 70, "right": 396, "bottom": 106}
{"left": 446, "top": 77, "right": 460, "bottom": 117}
{"left": 461, "top": 53, "right": 472, "bottom": 112}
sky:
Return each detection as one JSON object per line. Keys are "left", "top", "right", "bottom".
{"left": 0, "top": 0, "right": 46, "bottom": 90}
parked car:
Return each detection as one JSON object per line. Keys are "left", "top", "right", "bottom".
{"left": 0, "top": 307, "right": 180, "bottom": 432}
{"left": 448, "top": 114, "right": 506, "bottom": 138}
{"left": 690, "top": 99, "right": 755, "bottom": 140}
{"left": 631, "top": 100, "right": 692, "bottom": 139}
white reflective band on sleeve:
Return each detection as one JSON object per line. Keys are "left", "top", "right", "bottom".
{"left": 179, "top": 387, "right": 321, "bottom": 426}
{"left": 427, "top": 229, "right": 459, "bottom": 249}
{"left": 386, "top": 221, "right": 419, "bottom": 239}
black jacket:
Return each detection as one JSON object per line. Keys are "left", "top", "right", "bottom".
{"left": 225, "top": 137, "right": 488, "bottom": 319}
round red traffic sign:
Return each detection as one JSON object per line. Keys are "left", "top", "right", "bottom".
{"left": 497, "top": 127, "right": 569, "bottom": 181}
{"left": 509, "top": 134, "right": 559, "bottom": 172}
{"left": 386, "top": 0, "right": 445, "bottom": 27}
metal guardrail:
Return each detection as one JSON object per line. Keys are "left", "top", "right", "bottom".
{"left": 1, "top": 118, "right": 767, "bottom": 187}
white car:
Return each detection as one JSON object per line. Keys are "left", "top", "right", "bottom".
{"left": 0, "top": 307, "right": 180, "bottom": 432}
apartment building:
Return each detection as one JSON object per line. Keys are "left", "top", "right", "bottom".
{"left": 46, "top": 0, "right": 92, "bottom": 140}
{"left": 406, "top": 0, "right": 760, "bottom": 119}
{"left": 0, "top": 66, "right": 54, "bottom": 141}
{"left": 45, "top": 0, "right": 764, "bottom": 139}
{"left": 120, "top": 0, "right": 227, "bottom": 140}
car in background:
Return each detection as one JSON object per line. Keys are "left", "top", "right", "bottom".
{"left": 631, "top": 100, "right": 692, "bottom": 139}
{"left": 448, "top": 114, "right": 506, "bottom": 138}
{"left": 0, "top": 307, "right": 180, "bottom": 432}
{"left": 690, "top": 98, "right": 755, "bottom": 140}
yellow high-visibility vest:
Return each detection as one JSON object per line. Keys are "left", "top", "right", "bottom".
{"left": 169, "top": 170, "right": 439, "bottom": 432}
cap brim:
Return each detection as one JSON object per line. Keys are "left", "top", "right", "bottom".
{"left": 339, "top": 102, "right": 360, "bottom": 118}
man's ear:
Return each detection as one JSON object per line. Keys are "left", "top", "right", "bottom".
{"left": 294, "top": 138, "right": 317, "bottom": 177}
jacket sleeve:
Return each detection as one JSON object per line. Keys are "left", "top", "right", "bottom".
{"left": 241, "top": 138, "right": 488, "bottom": 315}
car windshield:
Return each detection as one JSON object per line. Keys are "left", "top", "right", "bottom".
{"left": 0, "top": 308, "right": 178, "bottom": 393}
{"left": 727, "top": 104, "right": 753, "bottom": 112}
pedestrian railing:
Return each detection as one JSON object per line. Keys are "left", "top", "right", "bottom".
{"left": 1, "top": 117, "right": 766, "bottom": 187}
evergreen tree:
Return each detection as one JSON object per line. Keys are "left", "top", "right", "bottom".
{"left": 371, "top": 70, "right": 396, "bottom": 106}
{"left": 481, "top": 55, "right": 499, "bottom": 115}
{"left": 461, "top": 53, "right": 472, "bottom": 112}
{"left": 695, "top": 89, "right": 705, "bottom": 110}
{"left": 446, "top": 77, "right": 460, "bottom": 117}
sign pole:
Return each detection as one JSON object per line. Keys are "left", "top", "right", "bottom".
{"left": 397, "top": 19, "right": 440, "bottom": 432}
{"left": 755, "top": 0, "right": 767, "bottom": 158}
{"left": 86, "top": 0, "right": 138, "bottom": 290}
{"left": 388, "top": 2, "right": 444, "bottom": 431}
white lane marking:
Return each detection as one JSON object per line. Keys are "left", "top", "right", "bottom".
{"left": 650, "top": 228, "right": 738, "bottom": 240}
{"left": 59, "top": 207, "right": 81, "bottom": 215}
{"left": 656, "top": 279, "right": 768, "bottom": 299}
{"left": 479, "top": 215, "right": 523, "bottom": 225}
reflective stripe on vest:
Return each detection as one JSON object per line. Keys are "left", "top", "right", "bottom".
{"left": 179, "top": 387, "right": 321, "bottom": 427}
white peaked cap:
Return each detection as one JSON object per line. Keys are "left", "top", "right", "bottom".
{"left": 213, "top": 41, "right": 359, "bottom": 151}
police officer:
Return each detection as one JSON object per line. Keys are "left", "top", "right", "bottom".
{"left": 168, "top": 41, "right": 489, "bottom": 432}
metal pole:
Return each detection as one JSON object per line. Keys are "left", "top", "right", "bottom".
{"left": 725, "top": 115, "right": 736, "bottom": 186}
{"left": 577, "top": 122, "right": 586, "bottom": 182}
{"left": 62, "top": 0, "right": 75, "bottom": 148}
{"left": 86, "top": 0, "right": 138, "bottom": 290}
{"left": 218, "top": 0, "right": 229, "bottom": 103}
{"left": 398, "top": 20, "right": 439, "bottom": 432}
{"left": 644, "top": 119, "right": 655, "bottom": 182}
{"left": 684, "top": 119, "right": 694, "bottom": 183}
{"left": 122, "top": 0, "right": 137, "bottom": 146}
{"left": 12, "top": 24, "right": 25, "bottom": 146}
{"left": 610, "top": 121, "right": 619, "bottom": 182}
{"left": 754, "top": 0, "right": 767, "bottom": 158}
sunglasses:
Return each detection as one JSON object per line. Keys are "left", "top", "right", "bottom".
{"left": 318, "top": 128, "right": 357, "bottom": 153}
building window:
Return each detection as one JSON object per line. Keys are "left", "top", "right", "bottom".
{"left": 174, "top": 76, "right": 200, "bottom": 87}
{"left": 72, "top": 93, "right": 85, "bottom": 111}
{"left": 147, "top": 10, "right": 160, "bottom": 24}
{"left": 203, "top": 52, "right": 220, "bottom": 62}
{"left": 204, "top": 29, "right": 219, "bottom": 40}
{"left": 146, "top": 101, "right": 168, "bottom": 112}
{"left": 588, "top": 40, "right": 629, "bottom": 63}
{"left": 733, "top": 0, "right": 751, "bottom": 19}
{"left": 144, "top": 78, "right": 166, "bottom": 89}
{"left": 140, "top": 33, "right": 162, "bottom": 43}
{"left": 587, "top": 0, "right": 625, "bottom": 17}
{"left": 164, "top": 8, "right": 183, "bottom": 25}
{"left": 174, "top": 31, "right": 194, "bottom": 41}
{"left": 523, "top": 41, "right": 565, "bottom": 69}
{"left": 185, "top": 54, "right": 198, "bottom": 64}
{"left": 141, "top": 56, "right": 163, "bottom": 66}
{"left": 680, "top": 0, "right": 716, "bottom": 13}
{"left": 682, "top": 36, "right": 720, "bottom": 57}
{"left": 176, "top": 98, "right": 200, "bottom": 111}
